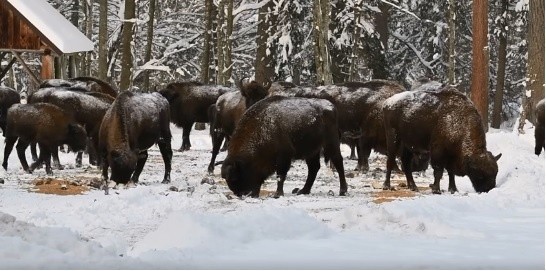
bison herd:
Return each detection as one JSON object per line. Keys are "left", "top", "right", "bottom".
{"left": 0, "top": 77, "right": 543, "bottom": 196}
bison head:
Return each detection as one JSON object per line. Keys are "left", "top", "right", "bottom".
{"left": 109, "top": 149, "right": 138, "bottom": 184}
{"left": 65, "top": 123, "right": 88, "bottom": 152}
{"left": 221, "top": 159, "right": 261, "bottom": 197}
{"left": 238, "top": 78, "right": 271, "bottom": 108}
{"left": 466, "top": 152, "right": 501, "bottom": 193}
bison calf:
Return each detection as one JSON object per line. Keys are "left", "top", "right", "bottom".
{"left": 221, "top": 96, "right": 347, "bottom": 198}
{"left": 2, "top": 103, "right": 87, "bottom": 174}
{"left": 382, "top": 87, "right": 501, "bottom": 194}
{"left": 535, "top": 99, "right": 544, "bottom": 155}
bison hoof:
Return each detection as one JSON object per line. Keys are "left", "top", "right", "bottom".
{"left": 0, "top": 179, "right": 4, "bottom": 184}
{"left": 448, "top": 188, "right": 458, "bottom": 194}
{"left": 2, "top": 163, "right": 7, "bottom": 170}
{"left": 296, "top": 188, "right": 311, "bottom": 195}
{"left": 273, "top": 191, "right": 284, "bottom": 198}
{"left": 207, "top": 166, "right": 214, "bottom": 175}
{"left": 382, "top": 184, "right": 391, "bottom": 191}
{"left": 339, "top": 190, "right": 347, "bottom": 196}
{"left": 161, "top": 179, "right": 171, "bottom": 184}
{"left": 291, "top": 188, "right": 300, "bottom": 194}
{"left": 409, "top": 185, "right": 419, "bottom": 192}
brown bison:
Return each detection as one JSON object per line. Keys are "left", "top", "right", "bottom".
{"left": 221, "top": 96, "right": 347, "bottom": 198}
{"left": 158, "top": 82, "right": 234, "bottom": 151}
{"left": 535, "top": 99, "right": 545, "bottom": 155}
{"left": 382, "top": 87, "right": 501, "bottom": 194}
{"left": 2, "top": 103, "right": 87, "bottom": 174}
{"left": 40, "top": 76, "right": 118, "bottom": 98}
{"left": 207, "top": 79, "right": 271, "bottom": 173}
{"left": 99, "top": 91, "right": 172, "bottom": 186}
{"left": 28, "top": 87, "right": 115, "bottom": 167}
{"left": 0, "top": 86, "right": 21, "bottom": 134}
{"left": 269, "top": 80, "right": 409, "bottom": 172}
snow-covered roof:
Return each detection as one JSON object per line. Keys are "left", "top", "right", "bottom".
{"left": 5, "top": 0, "right": 93, "bottom": 54}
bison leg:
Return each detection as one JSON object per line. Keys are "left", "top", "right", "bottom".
{"left": 348, "top": 142, "right": 357, "bottom": 160}
{"left": 355, "top": 138, "right": 371, "bottom": 172}
{"left": 179, "top": 123, "right": 193, "bottom": 151}
{"left": 30, "top": 142, "right": 38, "bottom": 162}
{"left": 101, "top": 153, "right": 109, "bottom": 181}
{"left": 208, "top": 131, "right": 225, "bottom": 174}
{"left": 30, "top": 144, "right": 53, "bottom": 174}
{"left": 158, "top": 140, "right": 173, "bottom": 184}
{"left": 535, "top": 125, "right": 544, "bottom": 155}
{"left": 2, "top": 136, "right": 17, "bottom": 171}
{"left": 429, "top": 165, "right": 444, "bottom": 194}
{"left": 383, "top": 151, "right": 397, "bottom": 191}
{"left": 131, "top": 150, "right": 148, "bottom": 184}
{"left": 15, "top": 139, "right": 31, "bottom": 173}
{"left": 295, "top": 154, "right": 321, "bottom": 196}
{"left": 400, "top": 148, "right": 418, "bottom": 192}
{"left": 329, "top": 149, "right": 348, "bottom": 196}
{"left": 447, "top": 171, "right": 458, "bottom": 194}
{"left": 274, "top": 156, "right": 292, "bottom": 198}
{"left": 75, "top": 151, "right": 83, "bottom": 168}
{"left": 51, "top": 148, "right": 63, "bottom": 170}
{"left": 87, "top": 139, "right": 99, "bottom": 166}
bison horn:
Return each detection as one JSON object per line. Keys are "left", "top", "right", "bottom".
{"left": 494, "top": 153, "right": 502, "bottom": 161}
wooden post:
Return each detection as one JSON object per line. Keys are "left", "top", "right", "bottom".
{"left": 41, "top": 49, "right": 54, "bottom": 80}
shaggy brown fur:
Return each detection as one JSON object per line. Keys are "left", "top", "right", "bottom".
{"left": 221, "top": 96, "right": 347, "bottom": 198}
{"left": 0, "top": 86, "right": 21, "bottom": 134}
{"left": 158, "top": 82, "right": 234, "bottom": 151}
{"left": 382, "top": 87, "right": 501, "bottom": 194}
{"left": 99, "top": 91, "right": 172, "bottom": 186}
{"left": 2, "top": 103, "right": 87, "bottom": 174}
{"left": 207, "top": 80, "right": 271, "bottom": 173}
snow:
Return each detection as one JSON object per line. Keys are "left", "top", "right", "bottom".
{"left": 0, "top": 124, "right": 543, "bottom": 269}
{"left": 6, "top": 0, "right": 94, "bottom": 54}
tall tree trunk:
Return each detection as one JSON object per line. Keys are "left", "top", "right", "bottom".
{"left": 255, "top": 0, "right": 277, "bottom": 84}
{"left": 224, "top": 0, "right": 234, "bottom": 84}
{"left": 313, "top": 0, "right": 332, "bottom": 85}
{"left": 491, "top": 0, "right": 508, "bottom": 129}
{"left": 120, "top": 0, "right": 136, "bottom": 90}
{"left": 329, "top": 1, "right": 348, "bottom": 84}
{"left": 98, "top": 0, "right": 108, "bottom": 81}
{"left": 143, "top": 0, "right": 156, "bottom": 91}
{"left": 527, "top": 0, "right": 545, "bottom": 122}
{"left": 447, "top": 0, "right": 456, "bottom": 85}
{"left": 84, "top": 0, "right": 94, "bottom": 76}
{"left": 216, "top": 0, "right": 225, "bottom": 85}
{"left": 348, "top": 0, "right": 362, "bottom": 82}
{"left": 200, "top": 0, "right": 214, "bottom": 84}
{"left": 68, "top": 0, "right": 80, "bottom": 78}
{"left": 470, "top": 0, "right": 489, "bottom": 131}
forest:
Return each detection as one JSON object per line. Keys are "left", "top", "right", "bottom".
{"left": 0, "top": 0, "right": 544, "bottom": 129}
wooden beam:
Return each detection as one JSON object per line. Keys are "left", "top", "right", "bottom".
{"left": 0, "top": 56, "right": 16, "bottom": 81}
{"left": 0, "top": 48, "right": 47, "bottom": 54}
{"left": 11, "top": 51, "right": 40, "bottom": 86}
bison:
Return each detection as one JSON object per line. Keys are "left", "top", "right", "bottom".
{"left": 40, "top": 76, "right": 118, "bottom": 98}
{"left": 99, "top": 91, "right": 172, "bottom": 187}
{"left": 269, "top": 80, "right": 409, "bottom": 172}
{"left": 2, "top": 103, "right": 87, "bottom": 174}
{"left": 0, "top": 86, "right": 21, "bottom": 134}
{"left": 207, "top": 79, "right": 271, "bottom": 173}
{"left": 382, "top": 87, "right": 501, "bottom": 194}
{"left": 221, "top": 96, "right": 347, "bottom": 198}
{"left": 28, "top": 87, "right": 115, "bottom": 167}
{"left": 158, "top": 82, "right": 234, "bottom": 151}
{"left": 535, "top": 99, "right": 545, "bottom": 155}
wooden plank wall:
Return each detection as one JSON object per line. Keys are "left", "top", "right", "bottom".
{"left": 0, "top": 1, "right": 42, "bottom": 50}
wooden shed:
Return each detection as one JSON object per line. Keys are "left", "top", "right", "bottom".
{"left": 0, "top": 0, "right": 93, "bottom": 90}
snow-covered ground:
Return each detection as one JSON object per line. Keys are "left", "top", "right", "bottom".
{"left": 0, "top": 124, "right": 543, "bottom": 269}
